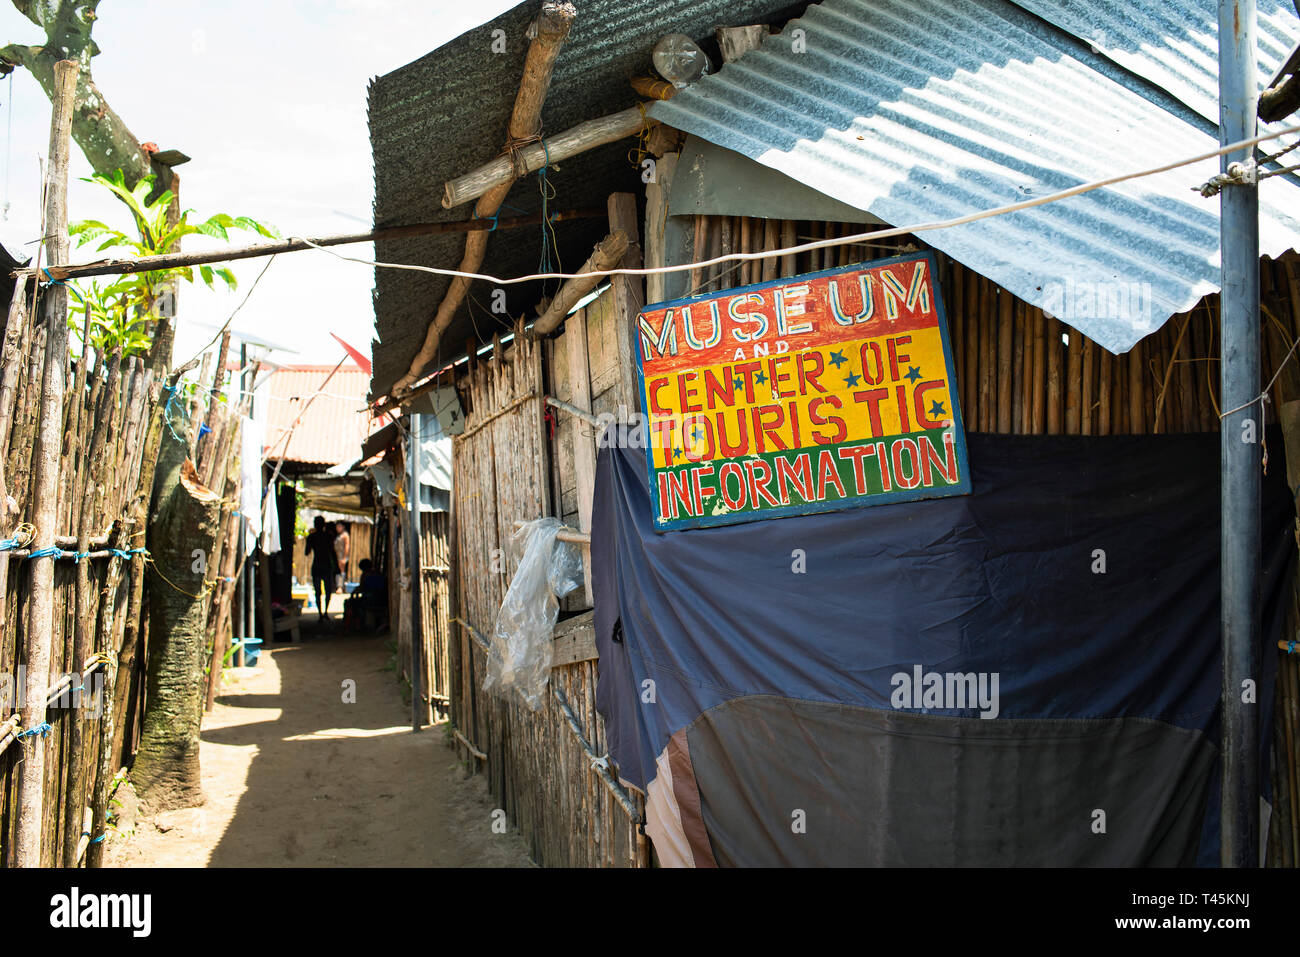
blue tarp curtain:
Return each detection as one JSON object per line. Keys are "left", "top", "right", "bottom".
{"left": 591, "top": 430, "right": 1293, "bottom": 866}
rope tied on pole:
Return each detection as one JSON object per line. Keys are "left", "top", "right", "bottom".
{"left": 39, "top": 266, "right": 82, "bottom": 303}
{"left": 0, "top": 522, "right": 36, "bottom": 551}
{"left": 15, "top": 722, "right": 52, "bottom": 741}
{"left": 26, "top": 546, "right": 67, "bottom": 560}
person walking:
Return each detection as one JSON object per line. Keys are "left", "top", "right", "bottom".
{"left": 304, "top": 516, "right": 337, "bottom": 620}
{"left": 333, "top": 521, "right": 351, "bottom": 593}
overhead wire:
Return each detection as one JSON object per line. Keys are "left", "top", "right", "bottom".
{"left": 292, "top": 121, "right": 1300, "bottom": 288}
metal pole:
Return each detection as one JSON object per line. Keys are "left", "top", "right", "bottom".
{"left": 407, "top": 414, "right": 425, "bottom": 731}
{"left": 1218, "top": 0, "right": 1260, "bottom": 868}
{"left": 237, "top": 342, "right": 251, "bottom": 667}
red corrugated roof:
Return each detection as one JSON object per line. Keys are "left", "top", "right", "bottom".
{"left": 263, "top": 364, "right": 384, "bottom": 467}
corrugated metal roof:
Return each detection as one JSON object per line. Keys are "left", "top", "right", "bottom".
{"left": 367, "top": 0, "right": 809, "bottom": 400}
{"left": 651, "top": 0, "right": 1300, "bottom": 353}
{"left": 1012, "top": 0, "right": 1300, "bottom": 138}
{"left": 263, "top": 365, "right": 384, "bottom": 468}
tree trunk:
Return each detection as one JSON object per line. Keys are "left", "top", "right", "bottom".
{"left": 129, "top": 399, "right": 221, "bottom": 811}
{"left": 1, "top": 45, "right": 150, "bottom": 188}
{"left": 2, "top": 0, "right": 151, "bottom": 188}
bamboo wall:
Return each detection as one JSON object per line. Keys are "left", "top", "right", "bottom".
{"left": 0, "top": 282, "right": 249, "bottom": 866}
{"left": 450, "top": 323, "right": 645, "bottom": 868}
{"left": 0, "top": 335, "right": 155, "bottom": 867}
{"left": 417, "top": 510, "right": 452, "bottom": 715}
{"left": 391, "top": 505, "right": 452, "bottom": 720}
{"left": 679, "top": 214, "right": 1300, "bottom": 435}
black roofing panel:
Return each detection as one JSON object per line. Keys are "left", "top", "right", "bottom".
{"left": 367, "top": 0, "right": 808, "bottom": 400}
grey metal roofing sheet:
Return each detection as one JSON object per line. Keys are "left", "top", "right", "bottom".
{"left": 367, "top": 0, "right": 807, "bottom": 400}
{"left": 651, "top": 0, "right": 1300, "bottom": 353}
{"left": 1012, "top": 0, "right": 1300, "bottom": 136}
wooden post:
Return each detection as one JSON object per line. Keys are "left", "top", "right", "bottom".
{"left": 780, "top": 221, "right": 797, "bottom": 279}
{"left": 86, "top": 522, "right": 127, "bottom": 868}
{"left": 198, "top": 330, "right": 231, "bottom": 483}
{"left": 0, "top": 280, "right": 31, "bottom": 646}
{"left": 60, "top": 349, "right": 117, "bottom": 865}
{"left": 997, "top": 289, "right": 1013, "bottom": 433}
{"left": 607, "top": 193, "right": 644, "bottom": 415}
{"left": 531, "top": 231, "right": 629, "bottom": 335}
{"left": 13, "top": 57, "right": 78, "bottom": 868}
{"left": 257, "top": 542, "right": 274, "bottom": 646}
{"left": 406, "top": 415, "right": 425, "bottom": 732}
{"left": 566, "top": 310, "right": 596, "bottom": 600}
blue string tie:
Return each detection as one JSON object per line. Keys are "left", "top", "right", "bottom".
{"left": 27, "top": 546, "right": 65, "bottom": 560}
{"left": 16, "top": 722, "right": 52, "bottom": 740}
{"left": 42, "top": 268, "right": 83, "bottom": 303}
{"left": 198, "top": 423, "right": 211, "bottom": 437}
{"left": 110, "top": 548, "right": 131, "bottom": 559}
{"left": 0, "top": 537, "right": 21, "bottom": 551}
{"left": 72, "top": 551, "right": 90, "bottom": 563}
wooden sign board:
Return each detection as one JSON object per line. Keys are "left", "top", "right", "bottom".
{"left": 635, "top": 251, "right": 970, "bottom": 531}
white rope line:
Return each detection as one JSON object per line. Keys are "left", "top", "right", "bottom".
{"left": 1219, "top": 333, "right": 1300, "bottom": 419}
{"left": 293, "top": 122, "right": 1300, "bottom": 287}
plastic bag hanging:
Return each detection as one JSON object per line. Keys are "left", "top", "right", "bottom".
{"left": 483, "top": 518, "right": 583, "bottom": 710}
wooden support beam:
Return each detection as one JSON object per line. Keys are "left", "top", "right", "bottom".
{"left": 26, "top": 208, "right": 601, "bottom": 282}
{"left": 552, "top": 611, "right": 599, "bottom": 666}
{"left": 545, "top": 394, "right": 599, "bottom": 427}
{"left": 552, "top": 685, "right": 640, "bottom": 823}
{"left": 532, "top": 231, "right": 629, "bottom": 335}
{"left": 442, "top": 106, "right": 651, "bottom": 209}
{"left": 454, "top": 728, "right": 487, "bottom": 761}
{"left": 511, "top": 518, "right": 589, "bottom": 544}
{"left": 390, "top": 0, "right": 577, "bottom": 399}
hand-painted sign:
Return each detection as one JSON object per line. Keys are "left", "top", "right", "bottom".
{"left": 635, "top": 251, "right": 970, "bottom": 530}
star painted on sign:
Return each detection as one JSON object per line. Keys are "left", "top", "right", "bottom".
{"left": 844, "top": 372, "right": 861, "bottom": 388}
{"left": 828, "top": 350, "right": 847, "bottom": 369}
{"left": 929, "top": 400, "right": 946, "bottom": 418}
{"left": 755, "top": 371, "right": 768, "bottom": 385}
{"left": 733, "top": 376, "right": 744, "bottom": 388}
{"left": 692, "top": 426, "right": 704, "bottom": 441}
{"left": 671, "top": 447, "right": 683, "bottom": 461}
{"left": 904, "top": 366, "right": 922, "bottom": 383}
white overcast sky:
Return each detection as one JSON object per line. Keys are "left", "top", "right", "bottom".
{"left": 0, "top": 0, "right": 518, "bottom": 365}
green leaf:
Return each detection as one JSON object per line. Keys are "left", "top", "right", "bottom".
{"left": 69, "top": 219, "right": 113, "bottom": 234}
{"left": 195, "top": 219, "right": 228, "bottom": 240}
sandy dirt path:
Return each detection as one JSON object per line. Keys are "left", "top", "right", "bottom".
{"left": 105, "top": 632, "right": 532, "bottom": 868}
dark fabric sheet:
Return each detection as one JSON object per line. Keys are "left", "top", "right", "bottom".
{"left": 591, "top": 431, "right": 1293, "bottom": 866}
